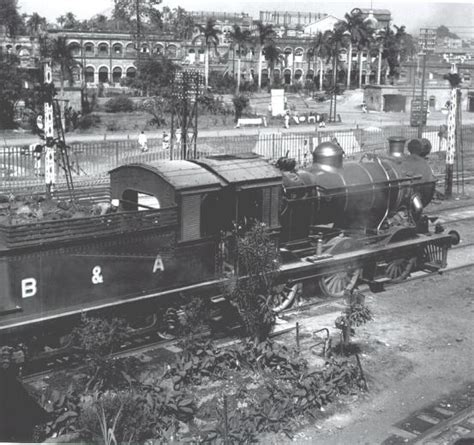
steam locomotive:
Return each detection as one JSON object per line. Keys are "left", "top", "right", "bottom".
{"left": 0, "top": 137, "right": 459, "bottom": 347}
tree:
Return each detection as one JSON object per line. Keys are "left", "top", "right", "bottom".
{"left": 307, "top": 32, "right": 327, "bottom": 91}
{"left": 253, "top": 21, "right": 276, "bottom": 90}
{"left": 0, "top": 54, "right": 27, "bottom": 128}
{"left": 343, "top": 10, "right": 372, "bottom": 89}
{"left": 26, "top": 12, "right": 47, "bottom": 35}
{"left": 63, "top": 12, "right": 79, "bottom": 30}
{"left": 373, "top": 24, "right": 415, "bottom": 85}
{"left": 131, "top": 53, "right": 178, "bottom": 96}
{"left": 56, "top": 15, "right": 66, "bottom": 28}
{"left": 323, "top": 23, "right": 350, "bottom": 88}
{"left": 197, "top": 18, "right": 221, "bottom": 88}
{"left": 166, "top": 7, "right": 195, "bottom": 40}
{"left": 436, "top": 25, "right": 459, "bottom": 40}
{"left": 229, "top": 24, "right": 252, "bottom": 93}
{"left": 42, "top": 36, "right": 78, "bottom": 96}
{"left": 0, "top": 0, "right": 24, "bottom": 37}
{"left": 263, "top": 43, "right": 282, "bottom": 88}
{"left": 113, "top": 0, "right": 163, "bottom": 37}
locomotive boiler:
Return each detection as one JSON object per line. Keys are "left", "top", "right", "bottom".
{"left": 279, "top": 138, "right": 436, "bottom": 242}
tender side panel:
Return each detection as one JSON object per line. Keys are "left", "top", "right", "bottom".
{"left": 0, "top": 228, "right": 217, "bottom": 330}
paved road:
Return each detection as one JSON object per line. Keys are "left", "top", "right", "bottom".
{"left": 2, "top": 109, "right": 473, "bottom": 147}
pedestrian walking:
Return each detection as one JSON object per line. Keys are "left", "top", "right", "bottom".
{"left": 284, "top": 111, "right": 290, "bottom": 129}
{"left": 162, "top": 131, "right": 170, "bottom": 150}
{"left": 138, "top": 131, "right": 148, "bottom": 152}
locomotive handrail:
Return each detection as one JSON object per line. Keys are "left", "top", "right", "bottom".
{"left": 284, "top": 174, "right": 425, "bottom": 196}
{"left": 284, "top": 177, "right": 426, "bottom": 203}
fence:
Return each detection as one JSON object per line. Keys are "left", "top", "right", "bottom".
{"left": 1, "top": 124, "right": 473, "bottom": 192}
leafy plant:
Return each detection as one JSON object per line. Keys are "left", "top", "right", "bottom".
{"left": 226, "top": 222, "right": 280, "bottom": 342}
{"left": 104, "top": 95, "right": 135, "bottom": 113}
{"left": 73, "top": 315, "right": 142, "bottom": 391}
{"left": 38, "top": 386, "right": 80, "bottom": 441}
{"left": 335, "top": 290, "right": 373, "bottom": 348}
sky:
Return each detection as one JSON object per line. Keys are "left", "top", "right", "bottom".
{"left": 18, "top": 0, "right": 474, "bottom": 37}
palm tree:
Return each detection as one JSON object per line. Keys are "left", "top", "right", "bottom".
{"left": 322, "top": 24, "right": 350, "bottom": 121}
{"left": 56, "top": 15, "right": 66, "bottom": 28}
{"left": 307, "top": 32, "right": 326, "bottom": 91}
{"left": 197, "top": 18, "right": 221, "bottom": 88}
{"left": 253, "top": 21, "right": 276, "bottom": 90}
{"left": 372, "top": 25, "right": 394, "bottom": 85}
{"left": 229, "top": 25, "right": 252, "bottom": 93}
{"left": 26, "top": 13, "right": 47, "bottom": 35}
{"left": 44, "top": 36, "right": 79, "bottom": 96}
{"left": 263, "top": 43, "right": 282, "bottom": 88}
{"left": 343, "top": 10, "right": 372, "bottom": 89}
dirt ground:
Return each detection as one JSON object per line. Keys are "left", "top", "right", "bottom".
{"left": 262, "top": 261, "right": 473, "bottom": 444}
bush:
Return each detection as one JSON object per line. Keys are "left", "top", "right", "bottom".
{"left": 232, "top": 94, "right": 250, "bottom": 123}
{"left": 104, "top": 95, "right": 135, "bottom": 113}
{"left": 77, "top": 114, "right": 101, "bottom": 130}
{"left": 106, "top": 120, "right": 120, "bottom": 132}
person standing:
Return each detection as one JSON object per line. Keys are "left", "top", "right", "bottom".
{"left": 138, "top": 131, "right": 148, "bottom": 152}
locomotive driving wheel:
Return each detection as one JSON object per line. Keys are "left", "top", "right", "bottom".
{"left": 271, "top": 282, "right": 301, "bottom": 313}
{"left": 319, "top": 267, "right": 362, "bottom": 299}
{"left": 385, "top": 257, "right": 417, "bottom": 283}
{"left": 318, "top": 236, "right": 363, "bottom": 299}
{"left": 383, "top": 228, "right": 418, "bottom": 283}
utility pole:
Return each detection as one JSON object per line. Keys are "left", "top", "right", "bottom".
{"left": 418, "top": 50, "right": 427, "bottom": 138}
{"left": 412, "top": 28, "right": 435, "bottom": 136}
{"left": 135, "top": 0, "right": 141, "bottom": 61}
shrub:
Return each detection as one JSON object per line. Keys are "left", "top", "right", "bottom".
{"left": 104, "top": 95, "right": 135, "bottom": 113}
{"left": 106, "top": 120, "right": 120, "bottom": 132}
{"left": 232, "top": 94, "right": 250, "bottom": 123}
{"left": 77, "top": 114, "right": 101, "bottom": 130}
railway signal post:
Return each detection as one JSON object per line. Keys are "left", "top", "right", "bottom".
{"left": 43, "top": 60, "right": 56, "bottom": 199}
{"left": 170, "top": 70, "right": 204, "bottom": 160}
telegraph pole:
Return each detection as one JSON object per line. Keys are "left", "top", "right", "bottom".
{"left": 418, "top": 50, "right": 427, "bottom": 138}
{"left": 412, "top": 28, "right": 435, "bottom": 136}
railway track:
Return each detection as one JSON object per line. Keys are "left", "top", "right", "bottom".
{"left": 15, "top": 201, "right": 474, "bottom": 382}
{"left": 19, "top": 238, "right": 474, "bottom": 384}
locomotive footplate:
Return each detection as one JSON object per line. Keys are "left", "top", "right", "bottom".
{"left": 279, "top": 232, "right": 455, "bottom": 284}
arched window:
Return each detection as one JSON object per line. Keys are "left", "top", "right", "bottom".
{"left": 153, "top": 44, "right": 163, "bottom": 54}
{"left": 126, "top": 66, "right": 136, "bottom": 78}
{"left": 71, "top": 66, "right": 81, "bottom": 83}
{"left": 69, "top": 42, "right": 81, "bottom": 56}
{"left": 294, "top": 47, "right": 304, "bottom": 63}
{"left": 140, "top": 44, "right": 149, "bottom": 54}
{"left": 85, "top": 66, "right": 95, "bottom": 83}
{"left": 113, "top": 43, "right": 123, "bottom": 55}
{"left": 98, "top": 66, "right": 109, "bottom": 83}
{"left": 84, "top": 43, "right": 94, "bottom": 55}
{"left": 125, "top": 43, "right": 136, "bottom": 55}
{"left": 198, "top": 48, "right": 205, "bottom": 62}
{"left": 98, "top": 43, "right": 109, "bottom": 56}
{"left": 294, "top": 69, "right": 303, "bottom": 81}
{"left": 284, "top": 69, "right": 291, "bottom": 84}
{"left": 112, "top": 67, "right": 122, "bottom": 83}
{"left": 166, "top": 45, "right": 177, "bottom": 58}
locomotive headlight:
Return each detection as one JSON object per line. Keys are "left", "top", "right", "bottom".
{"left": 410, "top": 194, "right": 424, "bottom": 221}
